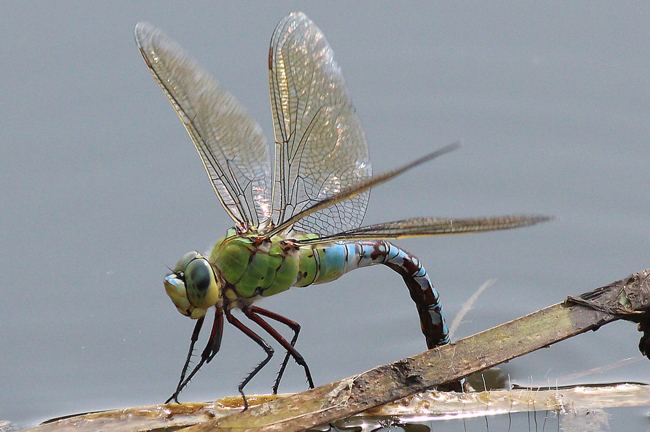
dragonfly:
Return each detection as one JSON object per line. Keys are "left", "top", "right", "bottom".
{"left": 135, "top": 12, "right": 549, "bottom": 408}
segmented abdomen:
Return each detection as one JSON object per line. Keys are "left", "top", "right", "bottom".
{"left": 296, "top": 240, "right": 449, "bottom": 348}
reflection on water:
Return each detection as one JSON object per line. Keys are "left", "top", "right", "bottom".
{"left": 332, "top": 407, "right": 640, "bottom": 432}
{"left": 331, "top": 383, "right": 649, "bottom": 432}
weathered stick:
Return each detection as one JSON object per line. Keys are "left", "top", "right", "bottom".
{"left": 182, "top": 269, "right": 650, "bottom": 432}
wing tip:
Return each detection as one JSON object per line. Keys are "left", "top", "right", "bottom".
{"left": 512, "top": 214, "right": 554, "bottom": 228}
{"left": 134, "top": 21, "right": 159, "bottom": 49}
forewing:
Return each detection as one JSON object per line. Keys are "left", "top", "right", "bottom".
{"left": 269, "top": 12, "right": 372, "bottom": 236}
{"left": 263, "top": 144, "right": 459, "bottom": 239}
{"left": 135, "top": 22, "right": 272, "bottom": 228}
{"left": 295, "top": 215, "right": 551, "bottom": 244}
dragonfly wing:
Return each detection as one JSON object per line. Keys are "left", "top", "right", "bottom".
{"left": 135, "top": 22, "right": 272, "bottom": 228}
{"left": 295, "top": 215, "right": 552, "bottom": 244}
{"left": 264, "top": 143, "right": 460, "bottom": 239}
{"left": 269, "top": 12, "right": 372, "bottom": 236}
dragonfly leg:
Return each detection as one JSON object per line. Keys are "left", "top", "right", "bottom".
{"left": 244, "top": 306, "right": 314, "bottom": 389}
{"left": 165, "top": 308, "right": 224, "bottom": 404}
{"left": 167, "top": 316, "right": 204, "bottom": 403}
{"left": 227, "top": 308, "right": 275, "bottom": 410}
{"left": 245, "top": 305, "right": 308, "bottom": 394}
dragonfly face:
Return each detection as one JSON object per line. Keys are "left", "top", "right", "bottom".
{"left": 164, "top": 251, "right": 221, "bottom": 319}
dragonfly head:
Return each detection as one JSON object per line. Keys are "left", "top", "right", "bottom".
{"left": 164, "top": 251, "right": 222, "bottom": 319}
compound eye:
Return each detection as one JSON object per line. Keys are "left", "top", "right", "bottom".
{"left": 173, "top": 251, "right": 200, "bottom": 273}
{"left": 164, "top": 251, "right": 215, "bottom": 319}
{"left": 185, "top": 259, "right": 212, "bottom": 293}
{"left": 184, "top": 258, "right": 220, "bottom": 309}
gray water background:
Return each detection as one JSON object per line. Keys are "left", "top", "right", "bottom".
{"left": 1, "top": 2, "right": 649, "bottom": 428}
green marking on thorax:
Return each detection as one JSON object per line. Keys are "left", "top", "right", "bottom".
{"left": 209, "top": 230, "right": 323, "bottom": 300}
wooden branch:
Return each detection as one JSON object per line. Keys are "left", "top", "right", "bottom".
{"left": 22, "top": 383, "right": 650, "bottom": 432}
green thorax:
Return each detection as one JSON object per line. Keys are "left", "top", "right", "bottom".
{"left": 209, "top": 229, "right": 322, "bottom": 302}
